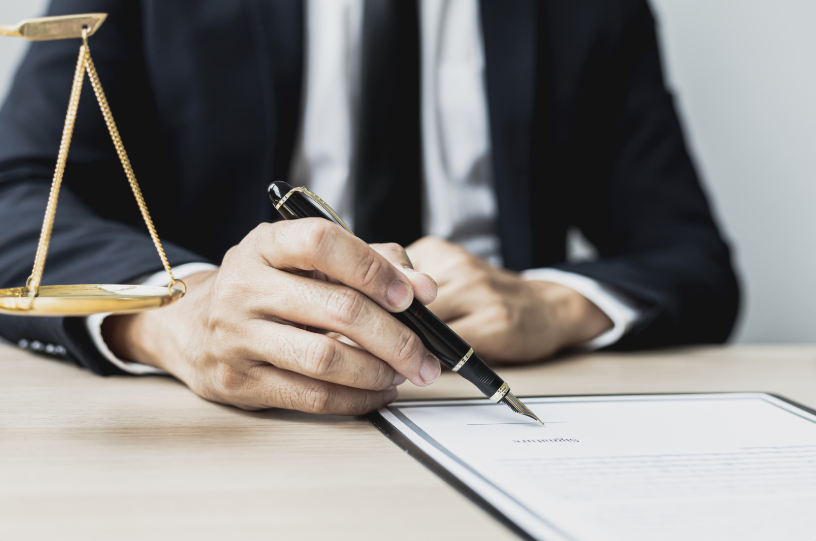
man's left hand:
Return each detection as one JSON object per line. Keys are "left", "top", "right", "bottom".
{"left": 406, "top": 237, "right": 613, "bottom": 363}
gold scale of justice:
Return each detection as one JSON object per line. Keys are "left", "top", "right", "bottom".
{"left": 0, "top": 13, "right": 187, "bottom": 317}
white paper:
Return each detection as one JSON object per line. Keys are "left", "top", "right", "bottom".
{"left": 379, "top": 393, "right": 816, "bottom": 541}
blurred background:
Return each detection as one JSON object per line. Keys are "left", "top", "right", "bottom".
{"left": 0, "top": 0, "right": 813, "bottom": 344}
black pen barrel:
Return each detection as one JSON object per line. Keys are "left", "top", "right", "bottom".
{"left": 268, "top": 181, "right": 507, "bottom": 401}
{"left": 393, "top": 302, "right": 504, "bottom": 398}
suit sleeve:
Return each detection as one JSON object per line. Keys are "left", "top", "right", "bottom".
{"left": 552, "top": 0, "right": 741, "bottom": 349}
{"left": 0, "top": 0, "right": 210, "bottom": 375}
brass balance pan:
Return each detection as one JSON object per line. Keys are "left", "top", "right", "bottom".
{"left": 0, "top": 284, "right": 185, "bottom": 317}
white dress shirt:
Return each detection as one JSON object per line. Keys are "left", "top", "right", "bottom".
{"left": 87, "top": 0, "right": 642, "bottom": 375}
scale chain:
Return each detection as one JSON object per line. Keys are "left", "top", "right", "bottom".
{"left": 24, "top": 38, "right": 87, "bottom": 301}
{"left": 82, "top": 38, "right": 177, "bottom": 287}
{"left": 25, "top": 28, "right": 180, "bottom": 304}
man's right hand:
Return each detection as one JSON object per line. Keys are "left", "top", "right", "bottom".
{"left": 101, "top": 220, "right": 441, "bottom": 415}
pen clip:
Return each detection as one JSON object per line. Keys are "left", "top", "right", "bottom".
{"left": 279, "top": 187, "right": 355, "bottom": 236}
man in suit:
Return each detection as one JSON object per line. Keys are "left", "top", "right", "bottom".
{"left": 0, "top": 0, "right": 739, "bottom": 414}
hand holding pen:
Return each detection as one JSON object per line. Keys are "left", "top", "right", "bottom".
{"left": 100, "top": 208, "right": 446, "bottom": 414}
{"left": 101, "top": 179, "right": 542, "bottom": 421}
{"left": 270, "top": 182, "right": 543, "bottom": 422}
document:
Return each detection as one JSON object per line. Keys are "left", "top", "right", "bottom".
{"left": 373, "top": 393, "right": 816, "bottom": 541}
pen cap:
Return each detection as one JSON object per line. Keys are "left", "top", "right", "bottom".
{"left": 269, "top": 181, "right": 338, "bottom": 225}
{"left": 268, "top": 181, "right": 294, "bottom": 208}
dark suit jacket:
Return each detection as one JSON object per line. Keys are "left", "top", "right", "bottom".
{"left": 0, "top": 0, "right": 740, "bottom": 375}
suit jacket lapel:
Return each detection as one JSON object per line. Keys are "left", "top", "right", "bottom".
{"left": 479, "top": 0, "right": 537, "bottom": 271}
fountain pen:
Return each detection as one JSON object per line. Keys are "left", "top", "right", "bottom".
{"left": 268, "top": 181, "right": 543, "bottom": 424}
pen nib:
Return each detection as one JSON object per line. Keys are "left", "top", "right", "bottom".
{"left": 502, "top": 392, "right": 545, "bottom": 425}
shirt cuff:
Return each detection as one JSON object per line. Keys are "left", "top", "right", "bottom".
{"left": 84, "top": 262, "right": 219, "bottom": 375}
{"left": 521, "top": 268, "right": 644, "bottom": 350}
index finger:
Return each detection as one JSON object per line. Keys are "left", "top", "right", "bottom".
{"left": 251, "top": 220, "right": 415, "bottom": 312}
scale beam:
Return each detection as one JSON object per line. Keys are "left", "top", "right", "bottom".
{"left": 0, "top": 13, "right": 107, "bottom": 41}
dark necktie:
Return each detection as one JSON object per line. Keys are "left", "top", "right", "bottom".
{"left": 353, "top": 0, "right": 423, "bottom": 247}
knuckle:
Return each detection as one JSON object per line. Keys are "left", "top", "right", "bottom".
{"left": 421, "top": 236, "right": 442, "bottom": 248}
{"left": 303, "top": 384, "right": 332, "bottom": 414}
{"left": 454, "top": 251, "right": 474, "bottom": 267}
{"left": 214, "top": 273, "right": 243, "bottom": 304}
{"left": 221, "top": 245, "right": 242, "bottom": 267}
{"left": 209, "top": 326, "right": 230, "bottom": 350}
{"left": 301, "top": 219, "right": 333, "bottom": 256}
{"left": 326, "top": 287, "right": 367, "bottom": 327}
{"left": 359, "top": 391, "right": 378, "bottom": 415}
{"left": 206, "top": 307, "right": 234, "bottom": 341}
{"left": 355, "top": 358, "right": 389, "bottom": 389}
{"left": 393, "top": 328, "right": 423, "bottom": 365}
{"left": 245, "top": 222, "right": 273, "bottom": 252}
{"left": 212, "top": 264, "right": 253, "bottom": 306}
{"left": 471, "top": 269, "right": 491, "bottom": 286}
{"left": 213, "top": 362, "right": 249, "bottom": 394}
{"left": 355, "top": 250, "right": 383, "bottom": 289}
{"left": 303, "top": 337, "right": 337, "bottom": 378}
{"left": 487, "top": 303, "right": 513, "bottom": 325}
{"left": 381, "top": 242, "right": 406, "bottom": 258}
{"left": 371, "top": 361, "right": 393, "bottom": 389}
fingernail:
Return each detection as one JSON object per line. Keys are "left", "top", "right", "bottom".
{"left": 387, "top": 280, "right": 413, "bottom": 310}
{"left": 403, "top": 265, "right": 436, "bottom": 285}
{"left": 383, "top": 388, "right": 399, "bottom": 404}
{"left": 419, "top": 353, "right": 441, "bottom": 385}
{"left": 392, "top": 373, "right": 407, "bottom": 387}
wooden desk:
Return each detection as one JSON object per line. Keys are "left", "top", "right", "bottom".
{"left": 2, "top": 344, "right": 815, "bottom": 540}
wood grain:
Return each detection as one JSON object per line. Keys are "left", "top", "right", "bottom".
{"left": 1, "top": 344, "right": 814, "bottom": 540}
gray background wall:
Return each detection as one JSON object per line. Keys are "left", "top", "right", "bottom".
{"left": 649, "top": 0, "right": 816, "bottom": 343}
{"left": 0, "top": 0, "right": 813, "bottom": 343}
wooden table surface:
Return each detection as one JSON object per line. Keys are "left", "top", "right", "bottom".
{"left": 2, "top": 343, "right": 815, "bottom": 540}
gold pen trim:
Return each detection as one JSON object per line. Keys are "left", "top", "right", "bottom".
{"left": 451, "top": 348, "right": 473, "bottom": 373}
{"left": 504, "top": 392, "right": 545, "bottom": 425}
{"left": 489, "top": 381, "right": 510, "bottom": 403}
{"left": 276, "top": 187, "right": 354, "bottom": 235}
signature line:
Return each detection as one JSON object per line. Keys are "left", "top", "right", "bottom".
{"left": 467, "top": 421, "right": 569, "bottom": 426}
